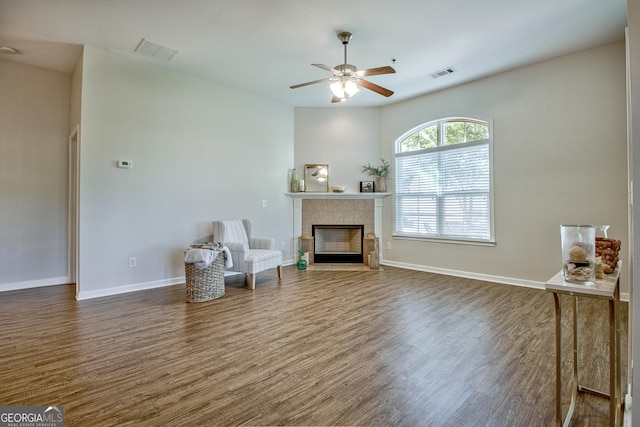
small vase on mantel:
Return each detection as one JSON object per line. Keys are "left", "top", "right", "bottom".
{"left": 289, "top": 168, "right": 299, "bottom": 193}
{"left": 375, "top": 176, "right": 386, "bottom": 193}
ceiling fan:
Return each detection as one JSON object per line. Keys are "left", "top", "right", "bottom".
{"left": 290, "top": 31, "right": 396, "bottom": 103}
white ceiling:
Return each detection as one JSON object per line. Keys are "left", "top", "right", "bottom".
{"left": 0, "top": 0, "right": 628, "bottom": 108}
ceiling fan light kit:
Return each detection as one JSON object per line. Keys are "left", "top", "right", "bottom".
{"left": 290, "top": 31, "right": 395, "bottom": 103}
{"left": 330, "top": 77, "right": 359, "bottom": 99}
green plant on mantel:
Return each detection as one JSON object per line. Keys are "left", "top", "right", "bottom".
{"left": 361, "top": 157, "right": 390, "bottom": 177}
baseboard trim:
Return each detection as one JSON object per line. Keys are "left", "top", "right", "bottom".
{"left": 76, "top": 265, "right": 293, "bottom": 300}
{"left": 382, "top": 260, "right": 630, "bottom": 302}
{"left": 382, "top": 260, "right": 544, "bottom": 289}
{"left": 8, "top": 262, "right": 629, "bottom": 303}
{"left": 0, "top": 276, "right": 70, "bottom": 292}
{"left": 76, "top": 277, "right": 185, "bottom": 301}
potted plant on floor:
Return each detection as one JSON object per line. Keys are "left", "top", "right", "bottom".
{"left": 361, "top": 158, "right": 390, "bottom": 192}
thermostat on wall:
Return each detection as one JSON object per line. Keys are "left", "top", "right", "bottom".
{"left": 117, "top": 160, "right": 133, "bottom": 169}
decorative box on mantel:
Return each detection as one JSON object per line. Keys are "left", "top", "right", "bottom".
{"left": 285, "top": 192, "right": 391, "bottom": 260}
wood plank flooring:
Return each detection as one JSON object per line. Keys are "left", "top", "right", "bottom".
{"left": 0, "top": 266, "right": 627, "bottom": 426}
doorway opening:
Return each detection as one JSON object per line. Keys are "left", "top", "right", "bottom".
{"left": 68, "top": 125, "right": 80, "bottom": 299}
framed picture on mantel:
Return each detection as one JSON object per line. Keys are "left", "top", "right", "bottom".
{"left": 360, "top": 181, "right": 374, "bottom": 193}
{"left": 304, "top": 164, "right": 329, "bottom": 192}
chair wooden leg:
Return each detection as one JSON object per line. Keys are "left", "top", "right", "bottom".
{"left": 277, "top": 265, "right": 282, "bottom": 280}
{"left": 249, "top": 274, "right": 256, "bottom": 290}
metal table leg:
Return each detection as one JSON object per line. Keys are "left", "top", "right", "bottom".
{"left": 610, "top": 297, "right": 616, "bottom": 426}
{"left": 553, "top": 292, "right": 562, "bottom": 427}
{"left": 554, "top": 292, "right": 579, "bottom": 427}
{"left": 612, "top": 279, "right": 621, "bottom": 426}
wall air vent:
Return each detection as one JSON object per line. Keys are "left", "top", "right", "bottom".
{"left": 431, "top": 67, "right": 456, "bottom": 79}
{"left": 134, "top": 38, "right": 178, "bottom": 62}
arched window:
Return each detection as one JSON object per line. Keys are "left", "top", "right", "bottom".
{"left": 394, "top": 117, "right": 494, "bottom": 244}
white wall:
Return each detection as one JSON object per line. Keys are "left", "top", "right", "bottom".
{"left": 294, "top": 108, "right": 381, "bottom": 193}
{"left": 77, "top": 47, "right": 294, "bottom": 298}
{"left": 0, "top": 60, "right": 71, "bottom": 289}
{"left": 295, "top": 41, "right": 629, "bottom": 291}
{"left": 381, "top": 41, "right": 628, "bottom": 289}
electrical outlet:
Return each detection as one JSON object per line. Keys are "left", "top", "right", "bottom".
{"left": 129, "top": 257, "right": 137, "bottom": 267}
{"left": 387, "top": 242, "right": 391, "bottom": 250}
{"left": 262, "top": 200, "right": 267, "bottom": 208}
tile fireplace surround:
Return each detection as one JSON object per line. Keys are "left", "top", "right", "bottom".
{"left": 303, "top": 200, "right": 373, "bottom": 237}
{"left": 285, "top": 192, "right": 391, "bottom": 258}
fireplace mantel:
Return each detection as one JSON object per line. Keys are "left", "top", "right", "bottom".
{"left": 285, "top": 192, "right": 391, "bottom": 200}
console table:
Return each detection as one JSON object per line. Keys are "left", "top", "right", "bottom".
{"left": 545, "top": 262, "right": 622, "bottom": 426}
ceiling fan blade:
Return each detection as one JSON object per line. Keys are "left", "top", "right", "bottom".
{"left": 331, "top": 95, "right": 345, "bottom": 103}
{"left": 290, "top": 77, "right": 332, "bottom": 89}
{"left": 357, "top": 79, "right": 394, "bottom": 97}
{"left": 354, "top": 66, "right": 396, "bottom": 77}
{"left": 312, "top": 64, "right": 339, "bottom": 73}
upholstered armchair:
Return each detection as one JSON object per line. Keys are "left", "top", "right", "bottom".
{"left": 212, "top": 219, "right": 283, "bottom": 289}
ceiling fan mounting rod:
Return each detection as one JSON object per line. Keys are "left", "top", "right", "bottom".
{"left": 343, "top": 43, "right": 347, "bottom": 66}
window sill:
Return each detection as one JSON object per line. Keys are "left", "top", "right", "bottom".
{"left": 392, "top": 234, "right": 496, "bottom": 247}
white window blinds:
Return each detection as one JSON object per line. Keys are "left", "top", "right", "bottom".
{"left": 394, "top": 119, "right": 493, "bottom": 243}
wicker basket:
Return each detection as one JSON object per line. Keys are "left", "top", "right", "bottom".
{"left": 185, "top": 251, "right": 225, "bottom": 302}
{"left": 595, "top": 237, "right": 621, "bottom": 274}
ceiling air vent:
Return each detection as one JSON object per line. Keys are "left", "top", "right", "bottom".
{"left": 134, "top": 38, "right": 178, "bottom": 62}
{"left": 431, "top": 67, "right": 456, "bottom": 79}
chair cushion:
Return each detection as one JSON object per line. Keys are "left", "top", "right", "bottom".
{"left": 242, "top": 249, "right": 283, "bottom": 274}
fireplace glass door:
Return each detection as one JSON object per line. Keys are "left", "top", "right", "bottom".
{"left": 312, "top": 225, "right": 364, "bottom": 263}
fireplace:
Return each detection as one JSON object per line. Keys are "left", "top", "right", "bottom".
{"left": 286, "top": 192, "right": 390, "bottom": 266}
{"left": 313, "top": 225, "right": 364, "bottom": 263}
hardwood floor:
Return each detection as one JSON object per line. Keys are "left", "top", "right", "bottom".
{"left": 0, "top": 266, "right": 627, "bottom": 426}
